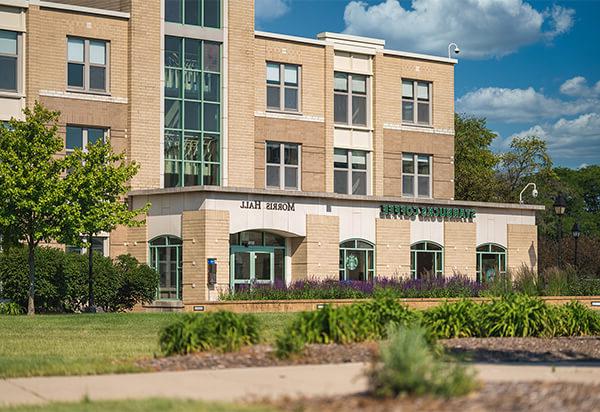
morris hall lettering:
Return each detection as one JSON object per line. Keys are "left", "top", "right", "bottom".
{"left": 380, "top": 204, "right": 476, "bottom": 220}
{"left": 240, "top": 201, "right": 295, "bottom": 211}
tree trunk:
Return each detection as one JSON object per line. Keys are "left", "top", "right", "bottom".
{"left": 87, "top": 233, "right": 96, "bottom": 313}
{"left": 27, "top": 242, "right": 35, "bottom": 316}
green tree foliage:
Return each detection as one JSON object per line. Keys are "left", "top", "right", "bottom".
{"left": 0, "top": 103, "right": 70, "bottom": 315}
{"left": 454, "top": 114, "right": 500, "bottom": 201}
{"left": 62, "top": 139, "right": 148, "bottom": 312}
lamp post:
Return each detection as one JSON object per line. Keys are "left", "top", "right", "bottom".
{"left": 553, "top": 194, "right": 567, "bottom": 267}
{"left": 571, "top": 222, "right": 580, "bottom": 268}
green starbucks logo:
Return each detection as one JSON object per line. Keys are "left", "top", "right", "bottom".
{"left": 346, "top": 254, "right": 359, "bottom": 271}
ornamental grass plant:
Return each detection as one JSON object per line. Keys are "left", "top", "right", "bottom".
{"left": 159, "top": 311, "right": 260, "bottom": 356}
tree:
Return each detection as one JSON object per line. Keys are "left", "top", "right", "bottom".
{"left": 497, "top": 135, "right": 557, "bottom": 202}
{"left": 0, "top": 103, "right": 70, "bottom": 315}
{"left": 454, "top": 114, "right": 501, "bottom": 201}
{"left": 62, "top": 139, "right": 148, "bottom": 312}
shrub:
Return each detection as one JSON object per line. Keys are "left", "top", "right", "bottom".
{"left": 159, "top": 311, "right": 260, "bottom": 356}
{"left": 480, "top": 294, "right": 558, "bottom": 337}
{"left": 422, "top": 299, "right": 482, "bottom": 339}
{"left": 554, "top": 301, "right": 600, "bottom": 336}
{"left": 275, "top": 297, "right": 418, "bottom": 358}
{"left": 513, "top": 265, "right": 540, "bottom": 296}
{"left": 0, "top": 247, "right": 159, "bottom": 312}
{"left": 0, "top": 301, "right": 22, "bottom": 315}
{"left": 369, "top": 325, "right": 477, "bottom": 398}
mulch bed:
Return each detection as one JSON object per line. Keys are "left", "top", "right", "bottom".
{"left": 268, "top": 382, "right": 600, "bottom": 412}
{"left": 139, "top": 337, "right": 600, "bottom": 372}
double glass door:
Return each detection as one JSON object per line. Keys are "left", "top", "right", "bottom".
{"left": 230, "top": 246, "right": 275, "bottom": 291}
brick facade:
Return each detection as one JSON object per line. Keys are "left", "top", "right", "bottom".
{"left": 375, "top": 218, "right": 411, "bottom": 277}
{"left": 507, "top": 224, "right": 538, "bottom": 272}
{"left": 444, "top": 221, "right": 477, "bottom": 278}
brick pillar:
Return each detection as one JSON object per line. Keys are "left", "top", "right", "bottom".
{"left": 292, "top": 215, "right": 339, "bottom": 279}
{"left": 372, "top": 51, "right": 385, "bottom": 196}
{"left": 376, "top": 218, "right": 411, "bottom": 278}
{"left": 323, "top": 45, "right": 335, "bottom": 192}
{"left": 507, "top": 224, "right": 538, "bottom": 273}
{"left": 126, "top": 222, "right": 148, "bottom": 264}
{"left": 181, "top": 210, "right": 230, "bottom": 303}
{"left": 444, "top": 221, "right": 476, "bottom": 278}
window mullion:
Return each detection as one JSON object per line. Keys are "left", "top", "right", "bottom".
{"left": 280, "top": 143, "right": 284, "bottom": 189}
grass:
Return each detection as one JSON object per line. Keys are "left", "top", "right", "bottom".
{"left": 0, "top": 312, "right": 294, "bottom": 378}
{"left": 0, "top": 399, "right": 277, "bottom": 412}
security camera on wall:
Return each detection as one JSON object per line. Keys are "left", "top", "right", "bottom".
{"left": 532, "top": 189, "right": 539, "bottom": 198}
{"left": 454, "top": 47, "right": 460, "bottom": 54}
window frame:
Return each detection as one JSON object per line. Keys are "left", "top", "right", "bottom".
{"left": 66, "top": 37, "right": 110, "bottom": 94}
{"left": 0, "top": 30, "right": 21, "bottom": 94}
{"left": 333, "top": 148, "right": 370, "bottom": 196}
{"left": 164, "top": 36, "right": 222, "bottom": 188}
{"left": 65, "top": 125, "right": 109, "bottom": 155}
{"left": 164, "top": 0, "right": 222, "bottom": 28}
{"left": 265, "top": 141, "right": 301, "bottom": 191}
{"left": 402, "top": 153, "right": 432, "bottom": 198}
{"left": 66, "top": 236, "right": 108, "bottom": 257}
{"left": 410, "top": 241, "right": 444, "bottom": 279}
{"left": 149, "top": 235, "right": 183, "bottom": 301}
{"left": 334, "top": 72, "right": 369, "bottom": 128}
{"left": 265, "top": 62, "right": 301, "bottom": 113}
{"left": 339, "top": 239, "right": 375, "bottom": 282}
{"left": 402, "top": 79, "right": 432, "bottom": 126}
{"left": 476, "top": 243, "right": 508, "bottom": 283}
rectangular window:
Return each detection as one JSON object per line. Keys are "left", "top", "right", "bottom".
{"left": 67, "top": 37, "right": 108, "bottom": 93}
{"left": 0, "top": 30, "right": 19, "bottom": 93}
{"left": 266, "top": 62, "right": 299, "bottom": 112}
{"left": 334, "top": 148, "right": 369, "bottom": 195}
{"left": 66, "top": 126, "right": 108, "bottom": 154}
{"left": 402, "top": 79, "right": 431, "bottom": 125}
{"left": 402, "top": 153, "right": 431, "bottom": 198}
{"left": 265, "top": 141, "right": 300, "bottom": 190}
{"left": 165, "top": 0, "right": 221, "bottom": 28}
{"left": 164, "top": 36, "right": 221, "bottom": 188}
{"left": 66, "top": 237, "right": 106, "bottom": 256}
{"left": 334, "top": 72, "right": 368, "bottom": 127}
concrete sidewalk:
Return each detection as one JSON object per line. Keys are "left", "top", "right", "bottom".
{"left": 2, "top": 362, "right": 600, "bottom": 407}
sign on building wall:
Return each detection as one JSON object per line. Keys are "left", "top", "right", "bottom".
{"left": 380, "top": 204, "right": 476, "bottom": 220}
{"left": 240, "top": 200, "right": 296, "bottom": 211}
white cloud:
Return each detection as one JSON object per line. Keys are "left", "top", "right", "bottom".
{"left": 510, "top": 113, "right": 600, "bottom": 161}
{"left": 343, "top": 0, "right": 574, "bottom": 59}
{"left": 255, "top": 0, "right": 290, "bottom": 21}
{"left": 560, "top": 76, "right": 600, "bottom": 97}
{"left": 456, "top": 86, "right": 597, "bottom": 123}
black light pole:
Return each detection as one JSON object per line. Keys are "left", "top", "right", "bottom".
{"left": 571, "top": 222, "right": 580, "bottom": 268}
{"left": 553, "top": 194, "right": 567, "bottom": 268}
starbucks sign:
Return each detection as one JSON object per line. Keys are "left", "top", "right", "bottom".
{"left": 380, "top": 204, "right": 476, "bottom": 220}
{"left": 345, "top": 254, "right": 359, "bottom": 271}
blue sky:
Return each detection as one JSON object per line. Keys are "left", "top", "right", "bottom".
{"left": 255, "top": 0, "right": 600, "bottom": 168}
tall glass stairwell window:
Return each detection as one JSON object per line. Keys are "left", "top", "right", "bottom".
{"left": 164, "top": 36, "right": 221, "bottom": 187}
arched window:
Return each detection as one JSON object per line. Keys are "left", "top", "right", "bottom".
{"left": 339, "top": 239, "right": 375, "bottom": 282}
{"left": 411, "top": 241, "right": 443, "bottom": 279}
{"left": 476, "top": 243, "right": 507, "bottom": 282}
{"left": 149, "top": 236, "right": 182, "bottom": 300}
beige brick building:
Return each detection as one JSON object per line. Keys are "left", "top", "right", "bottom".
{"left": 0, "top": 0, "right": 542, "bottom": 307}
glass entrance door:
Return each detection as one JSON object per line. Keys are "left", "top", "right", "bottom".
{"left": 230, "top": 247, "right": 275, "bottom": 291}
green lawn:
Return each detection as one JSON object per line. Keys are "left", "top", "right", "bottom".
{"left": 0, "top": 399, "right": 277, "bottom": 412}
{"left": 0, "top": 312, "right": 294, "bottom": 378}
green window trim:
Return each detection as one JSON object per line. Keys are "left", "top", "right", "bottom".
{"left": 149, "top": 235, "right": 183, "bottom": 301}
{"left": 164, "top": 36, "right": 222, "bottom": 188}
{"left": 476, "top": 243, "right": 507, "bottom": 282}
{"left": 410, "top": 241, "right": 443, "bottom": 279}
{"left": 339, "top": 239, "right": 375, "bottom": 282}
{"left": 165, "top": 0, "right": 222, "bottom": 29}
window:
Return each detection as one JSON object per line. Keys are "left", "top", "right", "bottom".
{"left": 334, "top": 72, "right": 367, "bottom": 127}
{"left": 334, "top": 149, "right": 368, "bottom": 195}
{"left": 265, "top": 142, "right": 300, "bottom": 190}
{"left": 266, "top": 62, "right": 300, "bottom": 112}
{"left": 67, "top": 37, "right": 108, "bottom": 93}
{"left": 402, "top": 153, "right": 431, "bottom": 198}
{"left": 230, "top": 231, "right": 286, "bottom": 286}
{"left": 339, "top": 239, "right": 375, "bottom": 282}
{"left": 411, "top": 242, "right": 443, "bottom": 279}
{"left": 164, "top": 36, "right": 221, "bottom": 187}
{"left": 165, "top": 0, "right": 221, "bottom": 28}
{"left": 66, "top": 126, "right": 107, "bottom": 154}
{"left": 149, "top": 236, "right": 183, "bottom": 300}
{"left": 402, "top": 79, "right": 431, "bottom": 125}
{"left": 476, "top": 244, "right": 507, "bottom": 283}
{"left": 0, "top": 30, "right": 19, "bottom": 93}
{"left": 66, "top": 237, "right": 107, "bottom": 256}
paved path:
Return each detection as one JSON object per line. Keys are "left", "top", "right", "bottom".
{"left": 2, "top": 362, "right": 600, "bottom": 407}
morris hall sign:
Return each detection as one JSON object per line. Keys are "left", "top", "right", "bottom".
{"left": 240, "top": 200, "right": 296, "bottom": 211}
{"left": 380, "top": 204, "right": 476, "bottom": 220}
